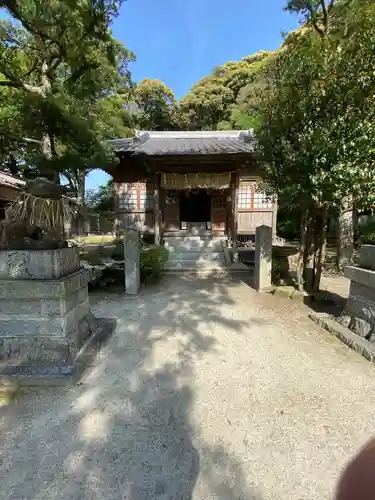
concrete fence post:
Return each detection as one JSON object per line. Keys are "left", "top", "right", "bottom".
{"left": 254, "top": 225, "right": 272, "bottom": 292}
{"left": 124, "top": 229, "right": 140, "bottom": 296}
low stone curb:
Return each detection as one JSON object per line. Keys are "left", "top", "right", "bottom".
{"left": 271, "top": 286, "right": 308, "bottom": 303}
{"left": 309, "top": 312, "right": 375, "bottom": 363}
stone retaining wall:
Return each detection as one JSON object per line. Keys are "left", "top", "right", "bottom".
{"left": 0, "top": 249, "right": 98, "bottom": 374}
{"left": 344, "top": 245, "right": 375, "bottom": 339}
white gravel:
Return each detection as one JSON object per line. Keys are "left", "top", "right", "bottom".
{"left": 1, "top": 274, "right": 374, "bottom": 500}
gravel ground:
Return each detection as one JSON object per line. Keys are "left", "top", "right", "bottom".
{"left": 1, "top": 274, "right": 374, "bottom": 500}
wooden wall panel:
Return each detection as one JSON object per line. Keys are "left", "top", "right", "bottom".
{"left": 237, "top": 210, "right": 273, "bottom": 234}
{"left": 162, "top": 189, "right": 180, "bottom": 231}
{"left": 0, "top": 186, "right": 19, "bottom": 202}
{"left": 211, "top": 191, "right": 227, "bottom": 232}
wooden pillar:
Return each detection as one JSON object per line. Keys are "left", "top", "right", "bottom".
{"left": 154, "top": 174, "right": 161, "bottom": 245}
{"left": 231, "top": 171, "right": 239, "bottom": 250}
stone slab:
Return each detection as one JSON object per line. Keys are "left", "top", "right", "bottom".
{"left": 272, "top": 286, "right": 294, "bottom": 298}
{"left": 345, "top": 295, "right": 375, "bottom": 326}
{"left": 344, "top": 265, "right": 375, "bottom": 289}
{"left": 0, "top": 268, "right": 90, "bottom": 299}
{"left": 0, "top": 318, "right": 115, "bottom": 386}
{"left": 348, "top": 281, "right": 375, "bottom": 304}
{"left": 254, "top": 225, "right": 272, "bottom": 292}
{"left": 348, "top": 316, "right": 373, "bottom": 338}
{"left": 359, "top": 245, "right": 375, "bottom": 270}
{"left": 124, "top": 229, "right": 140, "bottom": 296}
{"left": 0, "top": 248, "right": 80, "bottom": 280}
{"left": 309, "top": 312, "right": 375, "bottom": 363}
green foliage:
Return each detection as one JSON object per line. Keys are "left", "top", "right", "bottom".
{"left": 112, "top": 237, "right": 125, "bottom": 261}
{"left": 111, "top": 239, "right": 169, "bottom": 284}
{"left": 357, "top": 219, "right": 375, "bottom": 246}
{"left": 86, "top": 180, "right": 114, "bottom": 212}
{"left": 258, "top": 0, "right": 375, "bottom": 211}
{"left": 140, "top": 244, "right": 169, "bottom": 283}
{"left": 277, "top": 207, "right": 302, "bottom": 241}
{"left": 256, "top": 0, "right": 375, "bottom": 290}
{"left": 177, "top": 51, "right": 275, "bottom": 131}
{"left": 0, "top": 0, "right": 134, "bottom": 183}
{"left": 131, "top": 78, "right": 177, "bottom": 131}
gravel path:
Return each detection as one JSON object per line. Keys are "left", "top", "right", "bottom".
{"left": 1, "top": 274, "right": 375, "bottom": 500}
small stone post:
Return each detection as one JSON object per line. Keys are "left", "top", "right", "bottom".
{"left": 254, "top": 225, "right": 272, "bottom": 292}
{"left": 124, "top": 229, "right": 140, "bottom": 296}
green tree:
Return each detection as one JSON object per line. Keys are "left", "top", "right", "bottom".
{"left": 132, "top": 78, "right": 177, "bottom": 130}
{"left": 86, "top": 180, "right": 114, "bottom": 212}
{"left": 0, "top": 0, "right": 134, "bottom": 193}
{"left": 258, "top": 0, "right": 375, "bottom": 290}
{"left": 177, "top": 52, "right": 274, "bottom": 131}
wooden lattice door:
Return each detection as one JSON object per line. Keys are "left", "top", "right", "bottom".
{"left": 163, "top": 190, "right": 180, "bottom": 231}
{"left": 211, "top": 192, "right": 226, "bottom": 231}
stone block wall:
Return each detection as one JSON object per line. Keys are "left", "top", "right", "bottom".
{"left": 0, "top": 248, "right": 80, "bottom": 280}
{"left": 0, "top": 249, "right": 97, "bottom": 370}
{"left": 344, "top": 245, "right": 375, "bottom": 339}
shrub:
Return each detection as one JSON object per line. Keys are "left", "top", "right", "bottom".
{"left": 112, "top": 239, "right": 169, "bottom": 283}
{"left": 84, "top": 248, "right": 104, "bottom": 266}
{"left": 112, "top": 238, "right": 124, "bottom": 261}
{"left": 358, "top": 220, "right": 375, "bottom": 245}
{"left": 140, "top": 244, "right": 169, "bottom": 283}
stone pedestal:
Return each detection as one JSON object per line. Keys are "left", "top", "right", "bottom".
{"left": 254, "top": 225, "right": 272, "bottom": 292}
{"left": 344, "top": 245, "right": 375, "bottom": 338}
{"left": 0, "top": 248, "right": 79, "bottom": 280}
{"left": 124, "top": 229, "right": 140, "bottom": 296}
{"left": 0, "top": 248, "right": 103, "bottom": 382}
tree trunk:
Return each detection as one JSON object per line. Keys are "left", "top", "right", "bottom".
{"left": 76, "top": 169, "right": 86, "bottom": 236}
{"left": 297, "top": 210, "right": 308, "bottom": 291}
{"left": 76, "top": 170, "right": 85, "bottom": 205}
{"left": 313, "top": 209, "right": 328, "bottom": 293}
{"left": 303, "top": 212, "right": 315, "bottom": 293}
{"left": 336, "top": 197, "right": 354, "bottom": 271}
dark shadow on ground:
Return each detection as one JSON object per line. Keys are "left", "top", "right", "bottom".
{"left": 304, "top": 290, "right": 347, "bottom": 318}
{"left": 0, "top": 274, "right": 264, "bottom": 500}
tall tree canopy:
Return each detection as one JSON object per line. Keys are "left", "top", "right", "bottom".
{"left": 0, "top": 0, "right": 134, "bottom": 197}
{"left": 131, "top": 78, "right": 177, "bottom": 131}
{"left": 177, "top": 51, "right": 275, "bottom": 131}
{"left": 257, "top": 0, "right": 375, "bottom": 289}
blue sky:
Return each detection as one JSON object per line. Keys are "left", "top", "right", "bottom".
{"left": 85, "top": 0, "right": 300, "bottom": 190}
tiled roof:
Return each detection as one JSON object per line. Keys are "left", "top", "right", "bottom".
{"left": 108, "top": 130, "right": 255, "bottom": 156}
{"left": 0, "top": 172, "right": 25, "bottom": 189}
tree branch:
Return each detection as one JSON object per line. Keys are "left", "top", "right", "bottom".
{"left": 312, "top": 18, "right": 326, "bottom": 37}
{"left": 0, "top": 80, "right": 22, "bottom": 88}
{"left": 320, "top": 0, "right": 329, "bottom": 34}
{"left": 0, "top": 77, "right": 43, "bottom": 94}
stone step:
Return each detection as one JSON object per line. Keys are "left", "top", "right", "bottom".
{"left": 167, "top": 251, "right": 222, "bottom": 260}
{"left": 165, "top": 242, "right": 224, "bottom": 251}
{"left": 164, "top": 261, "right": 249, "bottom": 275}
{"left": 164, "top": 235, "right": 227, "bottom": 240}
{"left": 167, "top": 258, "right": 224, "bottom": 267}
{"left": 164, "top": 262, "right": 228, "bottom": 274}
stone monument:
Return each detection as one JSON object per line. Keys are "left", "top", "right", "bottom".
{"left": 254, "top": 225, "right": 272, "bottom": 292}
{"left": 344, "top": 245, "right": 375, "bottom": 339}
{"left": 0, "top": 178, "right": 108, "bottom": 383}
{"left": 124, "top": 229, "right": 140, "bottom": 296}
